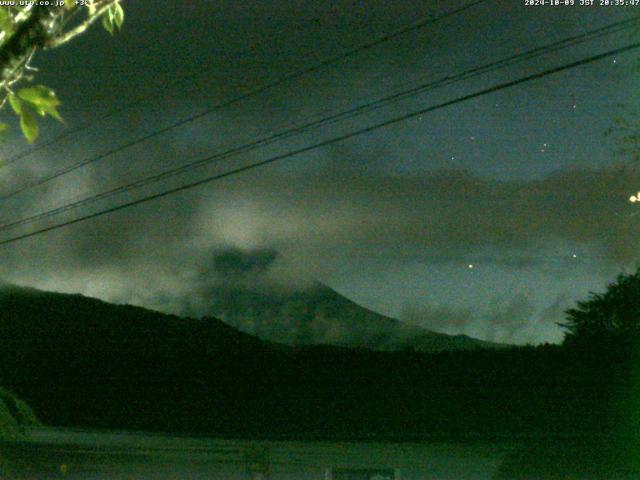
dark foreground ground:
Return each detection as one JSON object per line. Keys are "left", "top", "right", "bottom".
{"left": 2, "top": 287, "right": 640, "bottom": 478}
{"left": 0, "top": 428, "right": 513, "bottom": 480}
{"left": 3, "top": 429, "right": 640, "bottom": 480}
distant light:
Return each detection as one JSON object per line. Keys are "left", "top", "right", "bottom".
{"left": 613, "top": 59, "right": 617, "bottom": 64}
{"left": 468, "top": 264, "right": 474, "bottom": 269}
{"left": 470, "top": 136, "right": 475, "bottom": 141}
{"left": 572, "top": 104, "right": 577, "bottom": 109}
{"left": 572, "top": 254, "right": 577, "bottom": 258}
{"left": 451, "top": 156, "right": 455, "bottom": 160}
{"left": 631, "top": 195, "right": 638, "bottom": 203}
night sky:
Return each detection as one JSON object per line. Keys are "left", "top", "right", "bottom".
{"left": 0, "top": 0, "right": 639, "bottom": 344}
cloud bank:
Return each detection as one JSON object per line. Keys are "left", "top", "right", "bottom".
{"left": 0, "top": 163, "right": 636, "bottom": 344}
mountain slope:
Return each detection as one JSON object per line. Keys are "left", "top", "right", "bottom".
{"left": 207, "top": 282, "right": 502, "bottom": 352}
{"left": 197, "top": 248, "right": 504, "bottom": 352}
{"left": 0, "top": 284, "right": 610, "bottom": 442}
{"left": 0, "top": 284, "right": 276, "bottom": 433}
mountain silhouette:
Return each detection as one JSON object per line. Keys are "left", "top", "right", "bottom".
{"left": 0, "top": 283, "right": 618, "bottom": 446}
{"left": 200, "top": 248, "right": 503, "bottom": 352}
{"left": 208, "top": 282, "right": 502, "bottom": 352}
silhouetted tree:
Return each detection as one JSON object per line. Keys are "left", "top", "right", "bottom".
{"left": 494, "top": 271, "right": 640, "bottom": 479}
{"left": 560, "top": 268, "right": 640, "bottom": 348}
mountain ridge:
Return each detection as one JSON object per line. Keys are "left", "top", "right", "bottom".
{"left": 206, "top": 281, "right": 505, "bottom": 352}
{"left": 0, "top": 282, "right": 601, "bottom": 443}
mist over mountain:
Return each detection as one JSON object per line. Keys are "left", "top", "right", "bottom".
{"left": 197, "top": 248, "right": 503, "bottom": 352}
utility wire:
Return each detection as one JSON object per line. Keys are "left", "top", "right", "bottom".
{"left": 0, "top": 0, "right": 489, "bottom": 200}
{"left": 1, "top": 17, "right": 637, "bottom": 232}
{"left": 0, "top": 40, "right": 636, "bottom": 247}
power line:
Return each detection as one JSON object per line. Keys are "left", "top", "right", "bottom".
{"left": 1, "top": 17, "right": 637, "bottom": 233}
{"left": 0, "top": 0, "right": 489, "bottom": 201}
{"left": 0, "top": 41, "right": 636, "bottom": 247}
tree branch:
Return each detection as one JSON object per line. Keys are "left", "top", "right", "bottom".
{"left": 47, "top": 1, "right": 116, "bottom": 49}
{"left": 0, "top": 6, "right": 65, "bottom": 89}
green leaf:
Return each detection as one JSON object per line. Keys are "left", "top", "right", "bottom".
{"left": 36, "top": 103, "right": 63, "bottom": 123}
{"left": 19, "top": 107, "right": 39, "bottom": 143}
{"left": 102, "top": 12, "right": 114, "bottom": 35}
{"left": 0, "top": 122, "right": 9, "bottom": 134}
{"left": 18, "top": 85, "right": 60, "bottom": 108}
{"left": 0, "top": 8, "right": 12, "bottom": 35}
{"left": 102, "top": 2, "right": 124, "bottom": 35}
{"left": 13, "top": 86, "right": 63, "bottom": 124}
{"left": 113, "top": 2, "right": 124, "bottom": 30}
{"left": 8, "top": 94, "right": 22, "bottom": 115}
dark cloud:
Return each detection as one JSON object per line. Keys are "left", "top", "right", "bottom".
{"left": 211, "top": 248, "right": 278, "bottom": 277}
{"left": 184, "top": 165, "right": 640, "bottom": 264}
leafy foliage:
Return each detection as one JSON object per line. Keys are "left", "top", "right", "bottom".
{"left": 102, "top": 1, "right": 124, "bottom": 35}
{"left": 0, "top": 1, "right": 124, "bottom": 143}
{"left": 560, "top": 268, "right": 640, "bottom": 346}
{"left": 7, "top": 85, "right": 63, "bottom": 142}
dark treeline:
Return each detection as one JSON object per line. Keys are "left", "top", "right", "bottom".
{"left": 0, "top": 286, "right": 632, "bottom": 440}
{"left": 0, "top": 281, "right": 638, "bottom": 477}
